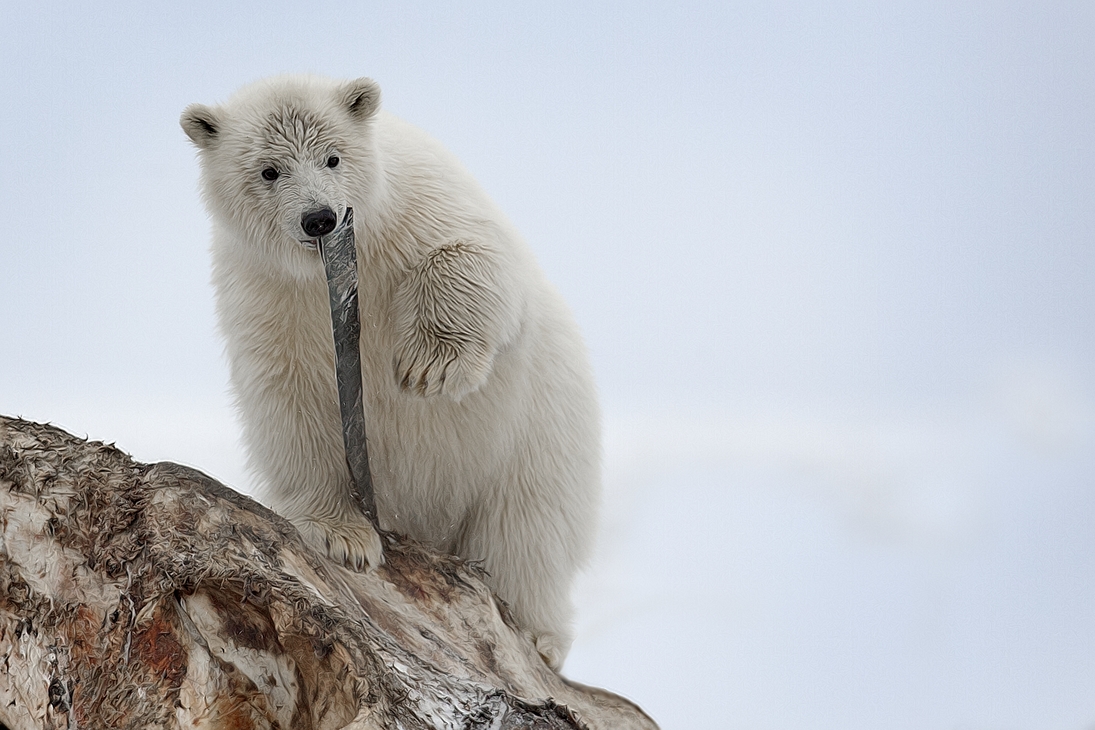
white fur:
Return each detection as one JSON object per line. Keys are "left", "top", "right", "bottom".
{"left": 181, "top": 75, "right": 600, "bottom": 668}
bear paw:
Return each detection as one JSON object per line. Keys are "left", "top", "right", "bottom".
{"left": 394, "top": 332, "right": 493, "bottom": 401}
{"left": 532, "top": 630, "right": 568, "bottom": 672}
{"left": 294, "top": 514, "right": 384, "bottom": 572}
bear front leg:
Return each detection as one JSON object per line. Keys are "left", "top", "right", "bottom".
{"left": 234, "top": 355, "right": 385, "bottom": 572}
{"left": 392, "top": 240, "right": 520, "bottom": 401}
{"left": 291, "top": 509, "right": 384, "bottom": 572}
{"left": 265, "top": 456, "right": 385, "bottom": 571}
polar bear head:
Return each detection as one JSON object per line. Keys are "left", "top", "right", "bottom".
{"left": 181, "top": 75, "right": 381, "bottom": 274}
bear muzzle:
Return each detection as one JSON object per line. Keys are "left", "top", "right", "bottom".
{"left": 301, "top": 207, "right": 338, "bottom": 238}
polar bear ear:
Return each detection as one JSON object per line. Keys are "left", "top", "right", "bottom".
{"left": 340, "top": 78, "right": 381, "bottom": 121}
{"left": 181, "top": 104, "right": 221, "bottom": 149}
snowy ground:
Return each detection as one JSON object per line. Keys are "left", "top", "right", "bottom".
{"left": 569, "top": 407, "right": 1095, "bottom": 729}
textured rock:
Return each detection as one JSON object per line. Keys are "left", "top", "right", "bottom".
{"left": 0, "top": 416, "right": 656, "bottom": 730}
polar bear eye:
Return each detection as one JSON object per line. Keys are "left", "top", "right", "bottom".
{"left": 261, "top": 167, "right": 280, "bottom": 181}
{"left": 326, "top": 155, "right": 340, "bottom": 169}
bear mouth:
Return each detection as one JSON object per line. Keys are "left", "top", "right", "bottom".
{"left": 298, "top": 239, "right": 320, "bottom": 251}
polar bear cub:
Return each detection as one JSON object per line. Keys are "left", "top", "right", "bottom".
{"left": 180, "top": 75, "right": 600, "bottom": 668}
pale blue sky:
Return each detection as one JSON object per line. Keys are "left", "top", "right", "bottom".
{"left": 2, "top": 3, "right": 1094, "bottom": 728}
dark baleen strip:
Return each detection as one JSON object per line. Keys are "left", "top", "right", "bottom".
{"left": 318, "top": 207, "right": 378, "bottom": 530}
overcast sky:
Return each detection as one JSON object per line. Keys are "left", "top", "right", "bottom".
{"left": 2, "top": 3, "right": 1094, "bottom": 728}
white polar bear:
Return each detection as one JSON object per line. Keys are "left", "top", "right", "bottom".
{"left": 180, "top": 75, "right": 600, "bottom": 668}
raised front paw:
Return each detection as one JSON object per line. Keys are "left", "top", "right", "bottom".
{"left": 394, "top": 328, "right": 494, "bottom": 401}
{"left": 391, "top": 240, "right": 513, "bottom": 401}
{"left": 294, "top": 514, "right": 384, "bottom": 571}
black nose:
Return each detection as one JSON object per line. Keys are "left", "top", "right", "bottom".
{"left": 301, "top": 207, "right": 337, "bottom": 237}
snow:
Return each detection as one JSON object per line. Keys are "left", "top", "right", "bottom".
{"left": 568, "top": 407, "right": 1095, "bottom": 729}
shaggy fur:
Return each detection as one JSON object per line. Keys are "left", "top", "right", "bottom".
{"left": 181, "top": 75, "right": 600, "bottom": 668}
